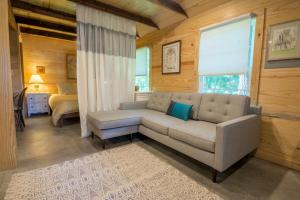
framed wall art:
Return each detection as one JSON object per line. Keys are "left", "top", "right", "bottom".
{"left": 36, "top": 66, "right": 45, "bottom": 74}
{"left": 66, "top": 54, "right": 76, "bottom": 79}
{"left": 162, "top": 40, "right": 181, "bottom": 74}
{"left": 267, "top": 20, "right": 300, "bottom": 61}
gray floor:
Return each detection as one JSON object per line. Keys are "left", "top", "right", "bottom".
{"left": 0, "top": 116, "right": 299, "bottom": 200}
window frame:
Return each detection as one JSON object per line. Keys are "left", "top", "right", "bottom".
{"left": 197, "top": 14, "right": 257, "bottom": 95}
{"left": 199, "top": 73, "right": 249, "bottom": 95}
{"left": 135, "top": 46, "right": 151, "bottom": 92}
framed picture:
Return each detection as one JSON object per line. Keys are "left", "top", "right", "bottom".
{"left": 36, "top": 66, "right": 45, "bottom": 74}
{"left": 162, "top": 40, "right": 181, "bottom": 74}
{"left": 66, "top": 54, "right": 76, "bottom": 79}
{"left": 267, "top": 20, "right": 300, "bottom": 61}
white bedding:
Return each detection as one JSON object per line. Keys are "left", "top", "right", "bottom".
{"left": 48, "top": 94, "right": 79, "bottom": 126}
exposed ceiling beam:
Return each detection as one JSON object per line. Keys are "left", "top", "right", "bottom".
{"left": 16, "top": 16, "right": 144, "bottom": 39}
{"left": 20, "top": 27, "right": 76, "bottom": 41}
{"left": 68, "top": 0, "right": 159, "bottom": 29}
{"left": 15, "top": 16, "right": 76, "bottom": 33}
{"left": 149, "top": 0, "right": 188, "bottom": 17}
{"left": 136, "top": 32, "right": 141, "bottom": 39}
{"left": 11, "top": 0, "right": 76, "bottom": 22}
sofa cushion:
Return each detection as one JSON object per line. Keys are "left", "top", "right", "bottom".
{"left": 171, "top": 93, "right": 201, "bottom": 119}
{"left": 146, "top": 92, "right": 172, "bottom": 113}
{"left": 169, "top": 121, "right": 217, "bottom": 152}
{"left": 198, "top": 94, "right": 250, "bottom": 123}
{"left": 142, "top": 112, "right": 185, "bottom": 135}
{"left": 87, "top": 110, "right": 142, "bottom": 130}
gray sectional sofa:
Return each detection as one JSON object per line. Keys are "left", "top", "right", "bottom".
{"left": 87, "top": 92, "right": 261, "bottom": 182}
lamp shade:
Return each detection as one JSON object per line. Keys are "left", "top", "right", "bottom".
{"left": 29, "top": 74, "right": 44, "bottom": 84}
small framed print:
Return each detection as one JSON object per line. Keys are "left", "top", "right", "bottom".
{"left": 267, "top": 20, "right": 300, "bottom": 61}
{"left": 162, "top": 40, "right": 181, "bottom": 74}
{"left": 66, "top": 54, "right": 76, "bottom": 79}
{"left": 36, "top": 66, "right": 45, "bottom": 74}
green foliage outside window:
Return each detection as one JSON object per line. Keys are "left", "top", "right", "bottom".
{"left": 135, "top": 75, "right": 150, "bottom": 92}
{"left": 201, "top": 74, "right": 248, "bottom": 95}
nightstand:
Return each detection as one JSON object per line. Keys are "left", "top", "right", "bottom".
{"left": 27, "top": 93, "right": 50, "bottom": 117}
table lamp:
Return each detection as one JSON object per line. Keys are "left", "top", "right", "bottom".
{"left": 29, "top": 74, "right": 44, "bottom": 92}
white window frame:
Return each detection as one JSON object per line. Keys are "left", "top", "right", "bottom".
{"left": 197, "top": 13, "right": 256, "bottom": 95}
{"left": 199, "top": 73, "right": 249, "bottom": 95}
{"left": 135, "top": 46, "right": 151, "bottom": 92}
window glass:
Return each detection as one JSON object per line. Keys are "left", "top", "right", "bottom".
{"left": 135, "top": 47, "right": 150, "bottom": 92}
{"left": 200, "top": 74, "right": 248, "bottom": 95}
{"left": 198, "top": 15, "right": 256, "bottom": 95}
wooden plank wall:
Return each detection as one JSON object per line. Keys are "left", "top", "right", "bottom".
{"left": 0, "top": 0, "right": 17, "bottom": 170}
{"left": 10, "top": 27, "right": 24, "bottom": 94}
{"left": 137, "top": 0, "right": 300, "bottom": 171}
{"left": 22, "top": 34, "right": 76, "bottom": 94}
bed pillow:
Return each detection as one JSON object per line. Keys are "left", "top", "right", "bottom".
{"left": 167, "top": 101, "right": 193, "bottom": 121}
{"left": 57, "top": 83, "right": 77, "bottom": 95}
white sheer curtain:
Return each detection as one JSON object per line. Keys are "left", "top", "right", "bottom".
{"left": 76, "top": 5, "right": 136, "bottom": 137}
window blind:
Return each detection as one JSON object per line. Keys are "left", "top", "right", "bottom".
{"left": 198, "top": 15, "right": 255, "bottom": 75}
{"left": 136, "top": 47, "right": 149, "bottom": 76}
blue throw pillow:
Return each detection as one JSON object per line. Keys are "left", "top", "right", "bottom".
{"left": 168, "top": 102, "right": 193, "bottom": 121}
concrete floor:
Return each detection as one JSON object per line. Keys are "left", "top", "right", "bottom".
{"left": 0, "top": 116, "right": 299, "bottom": 200}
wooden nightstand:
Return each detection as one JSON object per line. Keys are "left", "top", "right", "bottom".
{"left": 26, "top": 93, "right": 50, "bottom": 117}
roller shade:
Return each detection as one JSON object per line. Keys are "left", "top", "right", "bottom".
{"left": 198, "top": 15, "right": 255, "bottom": 75}
{"left": 136, "top": 47, "right": 150, "bottom": 76}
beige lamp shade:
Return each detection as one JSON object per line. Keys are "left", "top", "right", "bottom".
{"left": 29, "top": 74, "right": 44, "bottom": 84}
{"left": 29, "top": 75, "right": 44, "bottom": 92}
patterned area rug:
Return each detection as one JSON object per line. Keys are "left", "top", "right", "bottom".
{"left": 5, "top": 143, "right": 222, "bottom": 200}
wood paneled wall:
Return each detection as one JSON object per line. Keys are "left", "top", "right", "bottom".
{"left": 8, "top": 0, "right": 24, "bottom": 95}
{"left": 137, "top": 0, "right": 300, "bottom": 171}
{"left": 10, "top": 27, "right": 24, "bottom": 93}
{"left": 0, "top": 0, "right": 17, "bottom": 170}
{"left": 22, "top": 34, "right": 76, "bottom": 94}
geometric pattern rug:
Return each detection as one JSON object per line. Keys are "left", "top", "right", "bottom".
{"left": 5, "top": 143, "right": 223, "bottom": 200}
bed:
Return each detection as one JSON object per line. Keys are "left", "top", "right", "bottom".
{"left": 49, "top": 83, "right": 79, "bottom": 127}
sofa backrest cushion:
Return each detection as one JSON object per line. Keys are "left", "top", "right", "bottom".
{"left": 198, "top": 93, "right": 250, "bottom": 123}
{"left": 171, "top": 93, "right": 202, "bottom": 119}
{"left": 147, "top": 92, "right": 172, "bottom": 113}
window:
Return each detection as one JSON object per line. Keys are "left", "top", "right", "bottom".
{"left": 136, "top": 47, "right": 150, "bottom": 92}
{"left": 198, "top": 15, "right": 256, "bottom": 95}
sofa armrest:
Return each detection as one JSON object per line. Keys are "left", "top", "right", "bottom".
{"left": 119, "top": 101, "right": 148, "bottom": 110}
{"left": 214, "top": 114, "right": 260, "bottom": 172}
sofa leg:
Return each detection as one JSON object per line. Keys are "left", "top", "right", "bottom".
{"left": 102, "top": 139, "right": 106, "bottom": 149}
{"left": 212, "top": 169, "right": 218, "bottom": 183}
{"left": 247, "top": 149, "right": 257, "bottom": 158}
{"left": 129, "top": 133, "right": 133, "bottom": 142}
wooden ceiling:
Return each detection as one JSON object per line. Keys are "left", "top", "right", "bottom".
{"left": 11, "top": 0, "right": 232, "bottom": 40}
